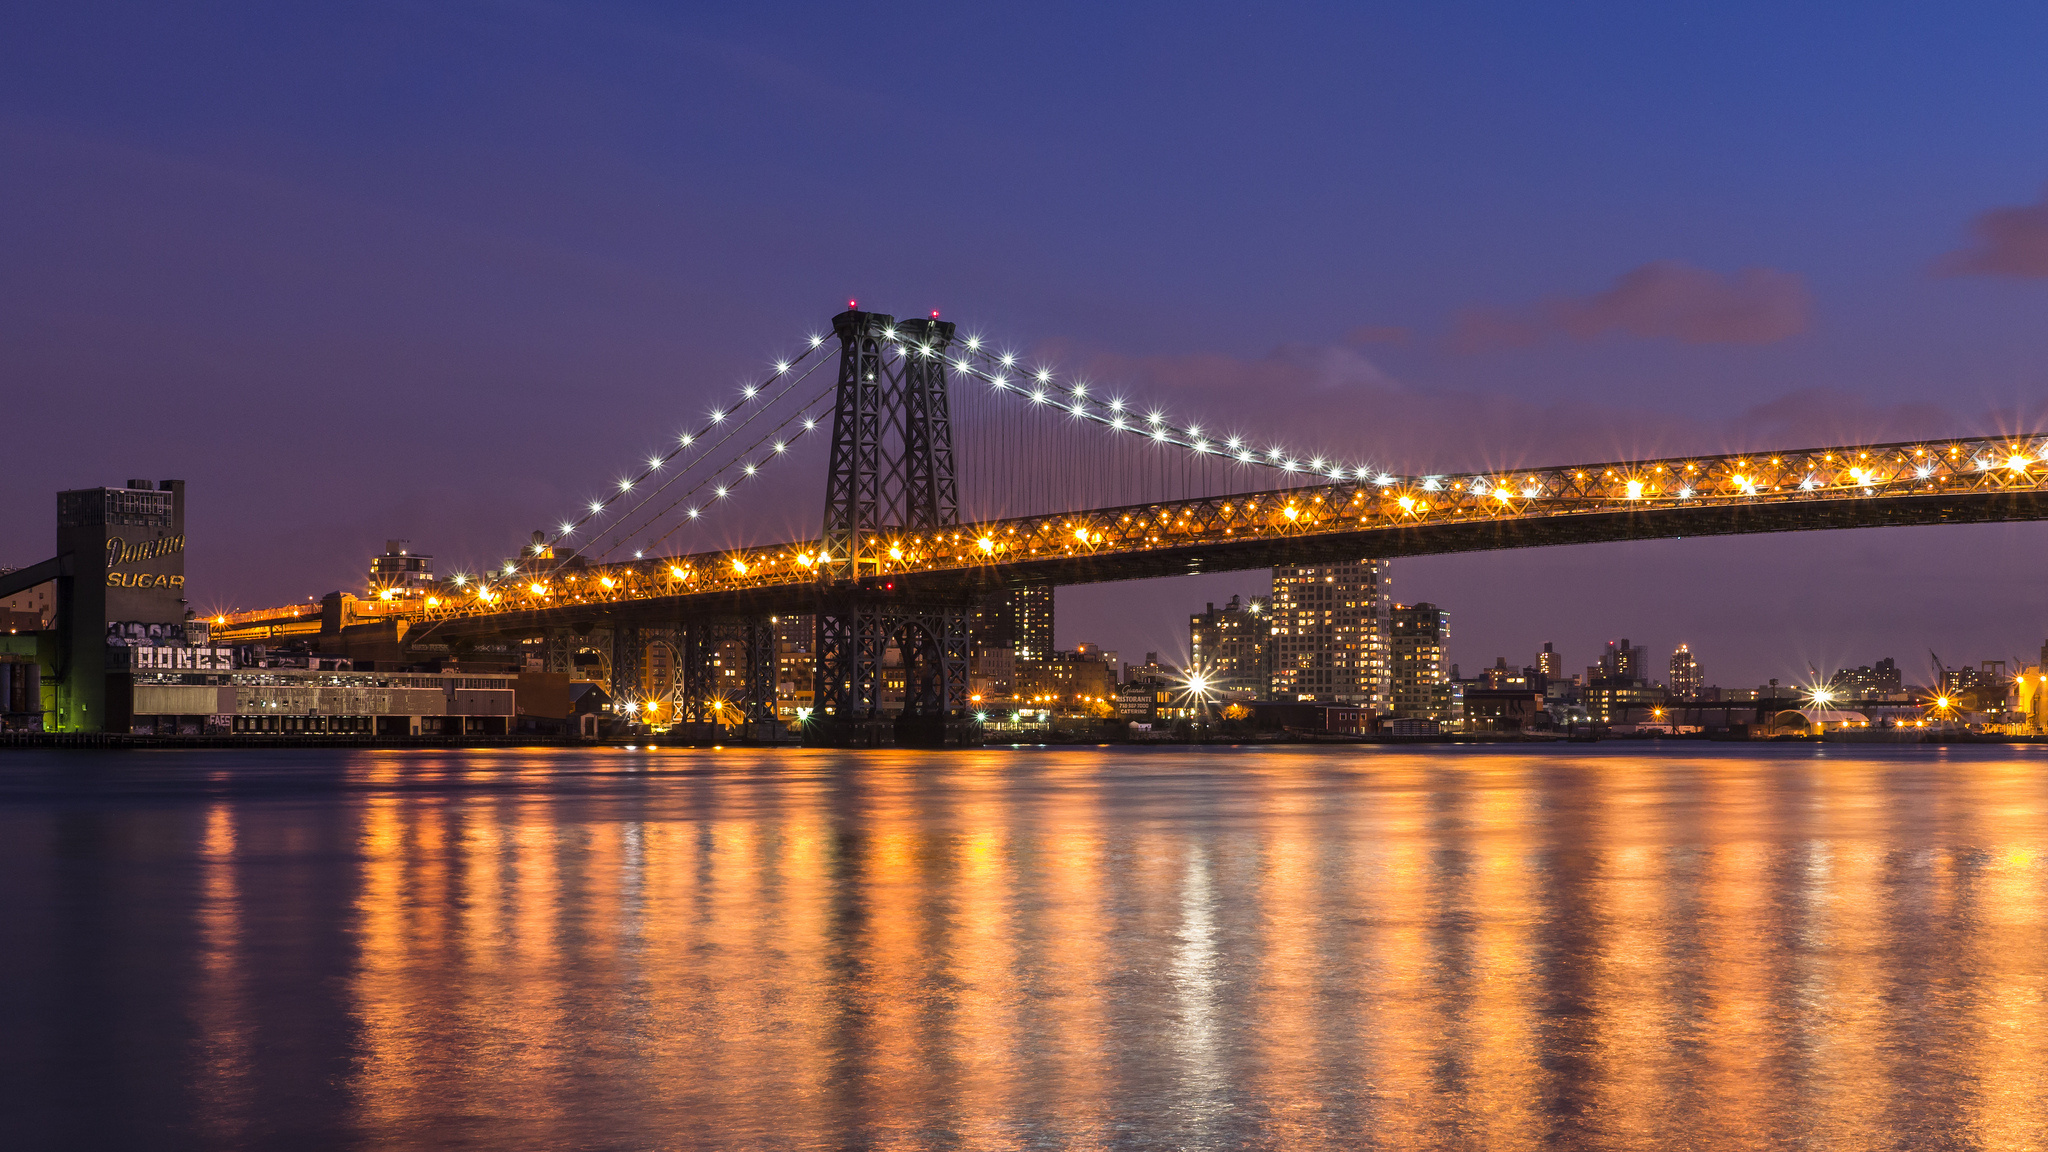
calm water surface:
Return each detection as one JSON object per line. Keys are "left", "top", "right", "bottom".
{"left": 5, "top": 744, "right": 2048, "bottom": 1150}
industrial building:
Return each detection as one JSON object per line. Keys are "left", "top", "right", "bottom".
{"left": 1189, "top": 594, "right": 1269, "bottom": 696}
{"left": 115, "top": 643, "right": 515, "bottom": 735}
{"left": 0, "top": 478, "right": 191, "bottom": 731}
{"left": 0, "top": 479, "right": 533, "bottom": 736}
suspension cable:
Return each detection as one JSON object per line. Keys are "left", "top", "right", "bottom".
{"left": 615, "top": 384, "right": 839, "bottom": 559}
{"left": 950, "top": 342, "right": 1369, "bottom": 485}
{"left": 538, "top": 335, "right": 830, "bottom": 554}
{"left": 579, "top": 354, "right": 835, "bottom": 557}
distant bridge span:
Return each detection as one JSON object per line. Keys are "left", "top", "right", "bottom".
{"left": 396, "top": 435, "right": 2048, "bottom": 645}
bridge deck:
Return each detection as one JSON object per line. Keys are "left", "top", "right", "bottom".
{"left": 225, "top": 435, "right": 2048, "bottom": 642}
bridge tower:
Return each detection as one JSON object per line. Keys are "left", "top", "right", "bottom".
{"left": 811, "top": 309, "right": 975, "bottom": 746}
{"left": 820, "top": 310, "right": 960, "bottom": 577}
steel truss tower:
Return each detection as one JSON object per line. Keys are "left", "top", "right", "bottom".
{"left": 821, "top": 311, "right": 959, "bottom": 576}
{"left": 813, "top": 308, "right": 974, "bottom": 746}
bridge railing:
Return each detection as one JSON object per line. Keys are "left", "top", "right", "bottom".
{"left": 401, "top": 435, "right": 2045, "bottom": 622}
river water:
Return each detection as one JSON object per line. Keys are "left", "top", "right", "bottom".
{"left": 5, "top": 744, "right": 2048, "bottom": 1150}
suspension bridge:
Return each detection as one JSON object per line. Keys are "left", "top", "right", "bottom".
{"left": 216, "top": 306, "right": 2048, "bottom": 744}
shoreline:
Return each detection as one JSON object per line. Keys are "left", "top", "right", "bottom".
{"left": 4, "top": 731, "right": 2042, "bottom": 751}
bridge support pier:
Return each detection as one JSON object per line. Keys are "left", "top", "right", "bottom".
{"left": 541, "top": 630, "right": 570, "bottom": 675}
{"left": 609, "top": 624, "right": 644, "bottom": 715}
{"left": 806, "top": 588, "right": 979, "bottom": 748}
{"left": 892, "top": 605, "right": 970, "bottom": 747}
{"left": 661, "top": 618, "right": 783, "bottom": 740}
{"left": 674, "top": 619, "right": 717, "bottom": 728}
{"left": 743, "top": 618, "right": 777, "bottom": 726}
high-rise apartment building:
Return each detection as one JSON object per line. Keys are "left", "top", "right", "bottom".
{"left": 1941, "top": 662, "right": 2009, "bottom": 712}
{"left": 1668, "top": 644, "right": 1701, "bottom": 698}
{"left": 774, "top": 614, "right": 814, "bottom": 719}
{"left": 1599, "top": 639, "right": 1648, "bottom": 685}
{"left": 1830, "top": 658, "right": 1903, "bottom": 697}
{"left": 1189, "top": 593, "right": 1269, "bottom": 696}
{"left": 1073, "top": 642, "right": 1118, "bottom": 675}
{"left": 1536, "top": 642, "right": 1562, "bottom": 682}
{"left": 1268, "top": 560, "right": 1390, "bottom": 707}
{"left": 1390, "top": 601, "right": 1450, "bottom": 719}
{"left": 1480, "top": 656, "right": 1542, "bottom": 691}
{"left": 369, "top": 540, "right": 434, "bottom": 594}
{"left": 1014, "top": 648, "right": 1118, "bottom": 707}
{"left": 1124, "top": 653, "right": 1177, "bottom": 690}
{"left": 974, "top": 583, "right": 1055, "bottom": 661}
{"left": 969, "top": 647, "right": 1014, "bottom": 701}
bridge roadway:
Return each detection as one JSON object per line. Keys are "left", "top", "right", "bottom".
{"left": 375, "top": 434, "right": 2048, "bottom": 647}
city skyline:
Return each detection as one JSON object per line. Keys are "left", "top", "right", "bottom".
{"left": 1080, "top": 568, "right": 2046, "bottom": 699}
{"left": 6, "top": 3, "right": 2048, "bottom": 688}
{"left": 13, "top": 8, "right": 2048, "bottom": 1147}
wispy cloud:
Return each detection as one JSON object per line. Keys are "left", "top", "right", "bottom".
{"left": 1342, "top": 324, "right": 1410, "bottom": 347}
{"left": 1045, "top": 340, "right": 1964, "bottom": 477}
{"left": 1449, "top": 260, "right": 1813, "bottom": 352}
{"left": 1934, "top": 185, "right": 2048, "bottom": 278}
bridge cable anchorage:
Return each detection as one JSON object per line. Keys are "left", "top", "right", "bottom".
{"left": 584, "top": 366, "right": 836, "bottom": 561}
{"left": 948, "top": 341, "right": 1387, "bottom": 488}
{"left": 539, "top": 338, "right": 829, "bottom": 557}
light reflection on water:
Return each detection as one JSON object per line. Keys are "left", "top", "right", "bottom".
{"left": 5, "top": 745, "right": 2048, "bottom": 1149}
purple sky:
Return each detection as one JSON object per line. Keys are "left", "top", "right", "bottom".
{"left": 5, "top": 2, "right": 2047, "bottom": 688}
